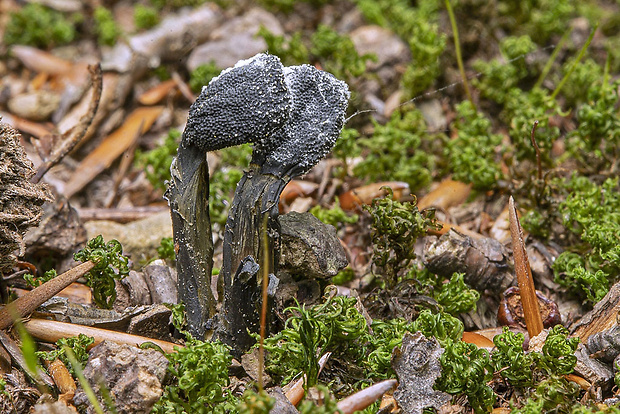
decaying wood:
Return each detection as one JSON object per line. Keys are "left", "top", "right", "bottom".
{"left": 508, "top": 196, "right": 544, "bottom": 338}
{"left": 23, "top": 318, "right": 180, "bottom": 354}
{"left": 0, "top": 261, "right": 95, "bottom": 330}
{"left": 571, "top": 281, "right": 620, "bottom": 343}
{"left": 423, "top": 229, "right": 515, "bottom": 294}
{"left": 165, "top": 142, "right": 216, "bottom": 340}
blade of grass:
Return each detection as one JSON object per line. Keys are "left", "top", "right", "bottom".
{"left": 508, "top": 196, "right": 544, "bottom": 338}
{"left": 445, "top": 0, "right": 474, "bottom": 107}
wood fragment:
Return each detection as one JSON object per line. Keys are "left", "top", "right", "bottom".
{"left": 43, "top": 358, "right": 76, "bottom": 396}
{"left": 337, "top": 379, "right": 398, "bottom": 414}
{"left": 0, "top": 261, "right": 95, "bottom": 330}
{"left": 23, "top": 318, "right": 181, "bottom": 354}
{"left": 508, "top": 196, "right": 544, "bottom": 338}
{"left": 284, "top": 352, "right": 331, "bottom": 406}
{"left": 0, "top": 330, "right": 55, "bottom": 388}
{"left": 571, "top": 281, "right": 620, "bottom": 343}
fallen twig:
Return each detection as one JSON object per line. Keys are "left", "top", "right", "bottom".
{"left": 337, "top": 379, "right": 398, "bottom": 414}
{"left": 24, "top": 318, "right": 181, "bottom": 354}
{"left": 0, "top": 261, "right": 95, "bottom": 330}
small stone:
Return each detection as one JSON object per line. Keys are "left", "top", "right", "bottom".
{"left": 73, "top": 341, "right": 169, "bottom": 414}
{"left": 8, "top": 90, "right": 61, "bottom": 121}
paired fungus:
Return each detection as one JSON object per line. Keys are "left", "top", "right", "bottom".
{"left": 166, "top": 53, "right": 349, "bottom": 353}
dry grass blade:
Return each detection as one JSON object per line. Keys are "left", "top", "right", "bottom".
{"left": 508, "top": 196, "right": 544, "bottom": 337}
{"left": 0, "top": 261, "right": 95, "bottom": 330}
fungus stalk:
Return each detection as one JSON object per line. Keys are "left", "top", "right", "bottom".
{"left": 167, "top": 54, "right": 349, "bottom": 345}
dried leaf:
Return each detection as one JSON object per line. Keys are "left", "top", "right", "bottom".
{"left": 64, "top": 106, "right": 163, "bottom": 198}
{"left": 340, "top": 181, "right": 409, "bottom": 211}
{"left": 417, "top": 179, "right": 472, "bottom": 210}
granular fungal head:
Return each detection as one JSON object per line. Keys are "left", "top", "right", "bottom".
{"left": 183, "top": 53, "right": 290, "bottom": 152}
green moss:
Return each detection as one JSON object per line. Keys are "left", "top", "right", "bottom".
{"left": 135, "top": 129, "right": 181, "bottom": 191}
{"left": 366, "top": 188, "right": 440, "bottom": 289}
{"left": 552, "top": 176, "right": 620, "bottom": 304}
{"left": 310, "top": 197, "right": 358, "bottom": 227}
{"left": 36, "top": 334, "right": 94, "bottom": 376}
{"left": 355, "top": 0, "right": 445, "bottom": 98}
{"left": 446, "top": 101, "right": 504, "bottom": 190}
{"left": 496, "top": 0, "right": 575, "bottom": 44}
{"left": 94, "top": 6, "right": 122, "bottom": 46}
{"left": 157, "top": 237, "right": 175, "bottom": 261}
{"left": 149, "top": 0, "right": 209, "bottom": 9}
{"left": 258, "top": 26, "right": 308, "bottom": 67}
{"left": 189, "top": 62, "right": 223, "bottom": 93}
{"left": 353, "top": 106, "right": 436, "bottom": 192}
{"left": 4, "top": 3, "right": 78, "bottom": 48}
{"left": 258, "top": 25, "right": 374, "bottom": 81}
{"left": 73, "top": 235, "right": 130, "bottom": 309}
{"left": 134, "top": 5, "right": 160, "bottom": 30}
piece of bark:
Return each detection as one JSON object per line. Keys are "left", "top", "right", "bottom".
{"left": 571, "top": 281, "right": 620, "bottom": 343}
{"left": 0, "top": 331, "right": 55, "bottom": 389}
{"left": 585, "top": 324, "right": 620, "bottom": 364}
{"left": 73, "top": 341, "right": 169, "bottom": 414}
{"left": 423, "top": 229, "right": 515, "bottom": 293}
{"left": 121, "top": 270, "right": 153, "bottom": 305}
{"left": 24, "top": 197, "right": 87, "bottom": 262}
{"left": 392, "top": 332, "right": 450, "bottom": 414}
{"left": 573, "top": 343, "right": 614, "bottom": 390}
{"left": 143, "top": 259, "right": 177, "bottom": 304}
{"left": 268, "top": 387, "right": 299, "bottom": 414}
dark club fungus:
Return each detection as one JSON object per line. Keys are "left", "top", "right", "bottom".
{"left": 166, "top": 53, "right": 350, "bottom": 351}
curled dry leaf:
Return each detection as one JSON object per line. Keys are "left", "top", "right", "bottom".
{"left": 340, "top": 181, "right": 409, "bottom": 211}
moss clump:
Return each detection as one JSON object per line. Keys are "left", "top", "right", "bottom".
{"left": 445, "top": 101, "right": 504, "bottom": 190}
{"left": 135, "top": 129, "right": 181, "bottom": 192}
{"left": 4, "top": 3, "right": 78, "bottom": 48}
{"left": 94, "top": 6, "right": 122, "bottom": 46}
{"left": 189, "top": 62, "right": 222, "bottom": 93}
{"left": 134, "top": 5, "right": 160, "bottom": 30}
{"left": 353, "top": 106, "right": 436, "bottom": 192}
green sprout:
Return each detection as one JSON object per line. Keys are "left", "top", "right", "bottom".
{"left": 492, "top": 328, "right": 536, "bottom": 387}
{"left": 134, "top": 5, "right": 160, "bottom": 30}
{"left": 157, "top": 237, "right": 175, "bottom": 261}
{"left": 446, "top": 101, "right": 504, "bottom": 190}
{"left": 23, "top": 269, "right": 57, "bottom": 288}
{"left": 553, "top": 176, "right": 620, "bottom": 304}
{"left": 153, "top": 339, "right": 236, "bottom": 413}
{"left": 297, "top": 385, "right": 342, "bottom": 414}
{"left": 4, "top": 3, "right": 78, "bottom": 48}
{"left": 135, "top": 129, "right": 181, "bottom": 191}
{"left": 36, "top": 334, "right": 95, "bottom": 376}
{"left": 73, "top": 235, "right": 130, "bottom": 309}
{"left": 366, "top": 188, "right": 440, "bottom": 289}
{"left": 94, "top": 6, "right": 122, "bottom": 46}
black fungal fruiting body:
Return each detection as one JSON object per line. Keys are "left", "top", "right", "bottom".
{"left": 167, "top": 53, "right": 349, "bottom": 346}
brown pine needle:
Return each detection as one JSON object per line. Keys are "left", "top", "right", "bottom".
{"left": 508, "top": 196, "right": 544, "bottom": 337}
